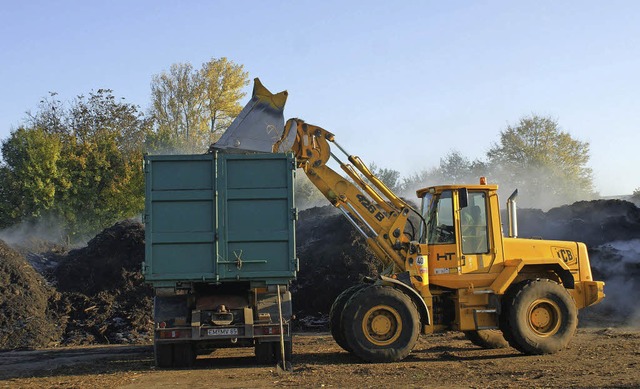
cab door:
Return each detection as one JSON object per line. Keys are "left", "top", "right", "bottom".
{"left": 457, "top": 190, "right": 493, "bottom": 273}
{"left": 426, "top": 190, "right": 459, "bottom": 277}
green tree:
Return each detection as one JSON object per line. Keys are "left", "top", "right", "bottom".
{"left": 0, "top": 127, "right": 62, "bottom": 226}
{"left": 487, "top": 114, "right": 594, "bottom": 208}
{"left": 400, "top": 150, "right": 487, "bottom": 195}
{"left": 0, "top": 90, "right": 150, "bottom": 240}
{"left": 148, "top": 57, "right": 249, "bottom": 153}
{"left": 438, "top": 150, "right": 487, "bottom": 184}
{"left": 202, "top": 58, "right": 249, "bottom": 136}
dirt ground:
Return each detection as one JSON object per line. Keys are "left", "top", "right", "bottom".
{"left": 1, "top": 327, "right": 638, "bottom": 388}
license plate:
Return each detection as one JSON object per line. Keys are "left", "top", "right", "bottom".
{"left": 207, "top": 328, "right": 239, "bottom": 336}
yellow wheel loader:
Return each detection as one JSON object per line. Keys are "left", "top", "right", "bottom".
{"left": 214, "top": 78, "right": 605, "bottom": 362}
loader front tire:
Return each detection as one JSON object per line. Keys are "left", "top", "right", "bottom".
{"left": 504, "top": 279, "right": 577, "bottom": 355}
{"left": 463, "top": 329, "right": 509, "bottom": 349}
{"left": 342, "top": 285, "right": 420, "bottom": 362}
{"left": 330, "top": 284, "right": 368, "bottom": 352}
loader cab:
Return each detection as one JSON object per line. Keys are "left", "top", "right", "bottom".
{"left": 417, "top": 182, "right": 502, "bottom": 288}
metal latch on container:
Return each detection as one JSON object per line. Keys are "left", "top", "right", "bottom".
{"left": 291, "top": 208, "right": 298, "bottom": 221}
{"left": 234, "top": 250, "right": 243, "bottom": 270}
{"left": 218, "top": 250, "right": 268, "bottom": 271}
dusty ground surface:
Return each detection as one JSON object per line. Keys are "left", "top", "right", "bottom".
{"left": 1, "top": 327, "right": 638, "bottom": 388}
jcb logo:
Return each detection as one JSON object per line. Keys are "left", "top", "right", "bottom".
{"left": 554, "top": 248, "right": 575, "bottom": 264}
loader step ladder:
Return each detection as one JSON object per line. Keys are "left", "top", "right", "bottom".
{"left": 472, "top": 289, "right": 499, "bottom": 330}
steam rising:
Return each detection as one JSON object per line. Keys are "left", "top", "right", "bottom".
{"left": 587, "top": 240, "right": 640, "bottom": 326}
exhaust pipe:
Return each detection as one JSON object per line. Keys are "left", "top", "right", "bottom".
{"left": 507, "top": 189, "right": 518, "bottom": 238}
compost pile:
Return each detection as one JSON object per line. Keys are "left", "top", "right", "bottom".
{"left": 51, "top": 220, "right": 153, "bottom": 345}
{"left": 0, "top": 241, "right": 63, "bottom": 349}
{"left": 0, "top": 220, "right": 152, "bottom": 350}
{"left": 292, "top": 206, "right": 378, "bottom": 325}
{"left": 1, "top": 200, "right": 639, "bottom": 350}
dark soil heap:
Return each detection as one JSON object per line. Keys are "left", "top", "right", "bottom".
{"left": 517, "top": 200, "right": 640, "bottom": 247}
{"left": 293, "top": 206, "right": 378, "bottom": 319}
{"left": 50, "top": 220, "right": 152, "bottom": 345}
{"left": 0, "top": 241, "right": 63, "bottom": 349}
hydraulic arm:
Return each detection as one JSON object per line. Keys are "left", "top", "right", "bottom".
{"left": 275, "top": 118, "right": 418, "bottom": 273}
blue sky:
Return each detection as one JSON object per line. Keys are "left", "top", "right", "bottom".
{"left": 1, "top": 1, "right": 638, "bottom": 196}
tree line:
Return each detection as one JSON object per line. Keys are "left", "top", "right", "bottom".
{"left": 0, "top": 57, "right": 597, "bottom": 241}
{"left": 297, "top": 115, "right": 595, "bottom": 211}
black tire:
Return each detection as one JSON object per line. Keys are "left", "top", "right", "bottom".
{"left": 342, "top": 285, "right": 420, "bottom": 362}
{"left": 255, "top": 342, "right": 276, "bottom": 365}
{"left": 503, "top": 279, "right": 577, "bottom": 355}
{"left": 173, "top": 342, "right": 196, "bottom": 367}
{"left": 154, "top": 343, "right": 173, "bottom": 368}
{"left": 463, "top": 329, "right": 509, "bottom": 349}
{"left": 330, "top": 284, "right": 368, "bottom": 352}
{"left": 499, "top": 280, "right": 526, "bottom": 346}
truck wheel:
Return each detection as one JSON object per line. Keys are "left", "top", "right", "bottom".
{"left": 463, "top": 330, "right": 509, "bottom": 349}
{"left": 504, "top": 279, "right": 577, "bottom": 355}
{"left": 330, "top": 284, "right": 368, "bottom": 352}
{"left": 154, "top": 343, "right": 173, "bottom": 368}
{"left": 173, "top": 342, "right": 196, "bottom": 367}
{"left": 255, "top": 342, "right": 275, "bottom": 365}
{"left": 342, "top": 285, "right": 420, "bottom": 362}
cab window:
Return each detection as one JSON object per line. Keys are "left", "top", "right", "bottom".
{"left": 427, "top": 190, "right": 455, "bottom": 244}
{"left": 460, "top": 191, "right": 489, "bottom": 254}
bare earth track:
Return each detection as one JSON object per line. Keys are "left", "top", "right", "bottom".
{"left": 1, "top": 328, "right": 638, "bottom": 388}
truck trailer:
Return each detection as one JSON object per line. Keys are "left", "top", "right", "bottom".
{"left": 142, "top": 152, "right": 297, "bottom": 367}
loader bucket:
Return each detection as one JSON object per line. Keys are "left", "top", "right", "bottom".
{"left": 213, "top": 78, "right": 292, "bottom": 153}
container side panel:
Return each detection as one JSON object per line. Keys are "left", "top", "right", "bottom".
{"left": 226, "top": 159, "right": 288, "bottom": 189}
{"left": 153, "top": 201, "right": 213, "bottom": 233}
{"left": 227, "top": 199, "right": 288, "bottom": 236}
{"left": 151, "top": 160, "right": 212, "bottom": 190}
{"left": 151, "top": 243, "right": 215, "bottom": 274}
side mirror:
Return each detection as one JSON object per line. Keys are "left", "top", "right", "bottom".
{"left": 459, "top": 188, "right": 468, "bottom": 209}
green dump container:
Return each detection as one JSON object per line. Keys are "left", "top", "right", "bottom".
{"left": 143, "top": 152, "right": 297, "bottom": 287}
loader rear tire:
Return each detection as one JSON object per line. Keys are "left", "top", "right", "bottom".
{"left": 463, "top": 329, "right": 509, "bottom": 349}
{"left": 342, "top": 285, "right": 420, "bottom": 362}
{"left": 330, "top": 284, "right": 368, "bottom": 352}
{"left": 504, "top": 279, "right": 577, "bottom": 355}
{"left": 499, "top": 280, "right": 525, "bottom": 346}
